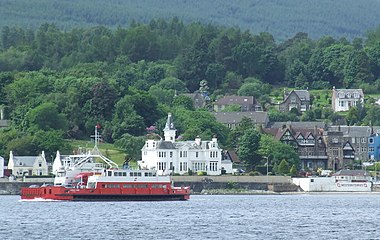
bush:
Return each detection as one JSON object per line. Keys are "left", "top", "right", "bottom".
{"left": 248, "top": 171, "right": 261, "bottom": 176}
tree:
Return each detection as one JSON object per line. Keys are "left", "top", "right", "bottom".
{"left": 26, "top": 102, "right": 67, "bottom": 132}
{"left": 114, "top": 134, "right": 146, "bottom": 161}
{"left": 289, "top": 164, "right": 298, "bottom": 176}
{"left": 228, "top": 116, "right": 255, "bottom": 148}
{"left": 238, "top": 128, "right": 261, "bottom": 169}
{"left": 173, "top": 109, "right": 229, "bottom": 145}
{"left": 277, "top": 159, "right": 289, "bottom": 175}
{"left": 258, "top": 134, "right": 300, "bottom": 170}
{"left": 363, "top": 105, "right": 380, "bottom": 126}
{"left": 172, "top": 95, "right": 195, "bottom": 110}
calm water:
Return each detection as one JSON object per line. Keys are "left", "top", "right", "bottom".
{"left": 0, "top": 194, "right": 379, "bottom": 240}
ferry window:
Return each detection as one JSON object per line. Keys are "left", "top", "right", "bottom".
{"left": 108, "top": 171, "right": 112, "bottom": 176}
{"left": 123, "top": 184, "right": 132, "bottom": 188}
{"left": 138, "top": 172, "right": 142, "bottom": 176}
{"left": 311, "top": 179, "right": 314, "bottom": 182}
{"left": 145, "top": 172, "right": 148, "bottom": 177}
{"left": 123, "top": 172, "right": 127, "bottom": 176}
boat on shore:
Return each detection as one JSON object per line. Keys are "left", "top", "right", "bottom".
{"left": 21, "top": 127, "right": 190, "bottom": 201}
{"left": 293, "top": 170, "right": 373, "bottom": 192}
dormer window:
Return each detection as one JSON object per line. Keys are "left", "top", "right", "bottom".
{"left": 338, "top": 92, "right": 345, "bottom": 98}
{"left": 354, "top": 92, "right": 359, "bottom": 98}
{"left": 346, "top": 93, "right": 351, "bottom": 98}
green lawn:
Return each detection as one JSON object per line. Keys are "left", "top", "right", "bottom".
{"left": 66, "top": 140, "right": 127, "bottom": 166}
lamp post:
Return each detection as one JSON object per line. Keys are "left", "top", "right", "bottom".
{"left": 264, "top": 156, "right": 269, "bottom": 183}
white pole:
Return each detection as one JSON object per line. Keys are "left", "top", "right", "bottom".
{"left": 266, "top": 157, "right": 269, "bottom": 183}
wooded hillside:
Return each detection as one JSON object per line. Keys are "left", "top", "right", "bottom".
{"left": 1, "top": 0, "right": 380, "bottom": 40}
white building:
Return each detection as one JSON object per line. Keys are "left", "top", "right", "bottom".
{"left": 332, "top": 87, "right": 364, "bottom": 112}
{"left": 7, "top": 151, "right": 48, "bottom": 177}
{"left": 139, "top": 113, "right": 232, "bottom": 175}
{"left": 0, "top": 156, "right": 4, "bottom": 178}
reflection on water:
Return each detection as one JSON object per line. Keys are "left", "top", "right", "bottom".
{"left": 1, "top": 194, "right": 379, "bottom": 240}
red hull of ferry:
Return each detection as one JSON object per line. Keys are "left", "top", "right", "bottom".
{"left": 21, "top": 183, "right": 190, "bottom": 201}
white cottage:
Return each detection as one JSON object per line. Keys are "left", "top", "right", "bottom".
{"left": 332, "top": 87, "right": 364, "bottom": 112}
{"left": 139, "top": 113, "right": 232, "bottom": 175}
{"left": 7, "top": 151, "right": 48, "bottom": 176}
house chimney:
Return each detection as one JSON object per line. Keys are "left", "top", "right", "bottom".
{"left": 195, "top": 136, "right": 201, "bottom": 146}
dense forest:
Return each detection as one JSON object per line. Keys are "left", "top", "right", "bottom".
{"left": 1, "top": 19, "right": 380, "bottom": 170}
{"left": 1, "top": 0, "right": 380, "bottom": 40}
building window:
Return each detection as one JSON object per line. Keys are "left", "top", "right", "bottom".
{"left": 369, "top": 138, "right": 374, "bottom": 144}
{"left": 184, "top": 162, "right": 188, "bottom": 171}
{"left": 361, "top": 138, "right": 367, "bottom": 143}
{"left": 369, "top": 147, "right": 375, "bottom": 152}
{"left": 196, "top": 152, "right": 199, "bottom": 158}
{"left": 361, "top": 147, "right": 367, "bottom": 152}
{"left": 180, "top": 162, "right": 183, "bottom": 171}
{"left": 170, "top": 152, "right": 173, "bottom": 158}
{"left": 38, "top": 162, "right": 42, "bottom": 167}
{"left": 152, "top": 142, "right": 156, "bottom": 148}
{"left": 158, "top": 162, "right": 167, "bottom": 171}
{"left": 210, "top": 162, "right": 218, "bottom": 171}
{"left": 332, "top": 148, "right": 339, "bottom": 156}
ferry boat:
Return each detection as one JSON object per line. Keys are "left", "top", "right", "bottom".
{"left": 293, "top": 170, "right": 373, "bottom": 192}
{"left": 21, "top": 127, "right": 190, "bottom": 201}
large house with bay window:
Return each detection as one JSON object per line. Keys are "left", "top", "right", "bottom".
{"left": 332, "top": 87, "right": 364, "bottom": 112}
{"left": 139, "top": 113, "right": 232, "bottom": 175}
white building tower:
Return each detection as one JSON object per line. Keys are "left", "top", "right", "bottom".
{"left": 164, "top": 113, "right": 177, "bottom": 143}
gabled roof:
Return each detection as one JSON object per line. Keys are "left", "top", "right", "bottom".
{"left": 214, "top": 95, "right": 257, "bottom": 106}
{"left": 13, "top": 156, "right": 43, "bottom": 167}
{"left": 157, "top": 141, "right": 176, "bottom": 149}
{"left": 333, "top": 88, "right": 364, "bottom": 99}
{"left": 224, "top": 150, "right": 240, "bottom": 163}
{"left": 268, "top": 121, "right": 326, "bottom": 129}
{"left": 284, "top": 90, "right": 310, "bottom": 101}
{"left": 143, "top": 139, "right": 218, "bottom": 151}
{"left": 343, "top": 141, "right": 354, "bottom": 150}
{"left": 213, "top": 111, "right": 268, "bottom": 125}
{"left": 263, "top": 126, "right": 323, "bottom": 141}
{"left": 328, "top": 126, "right": 376, "bottom": 137}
